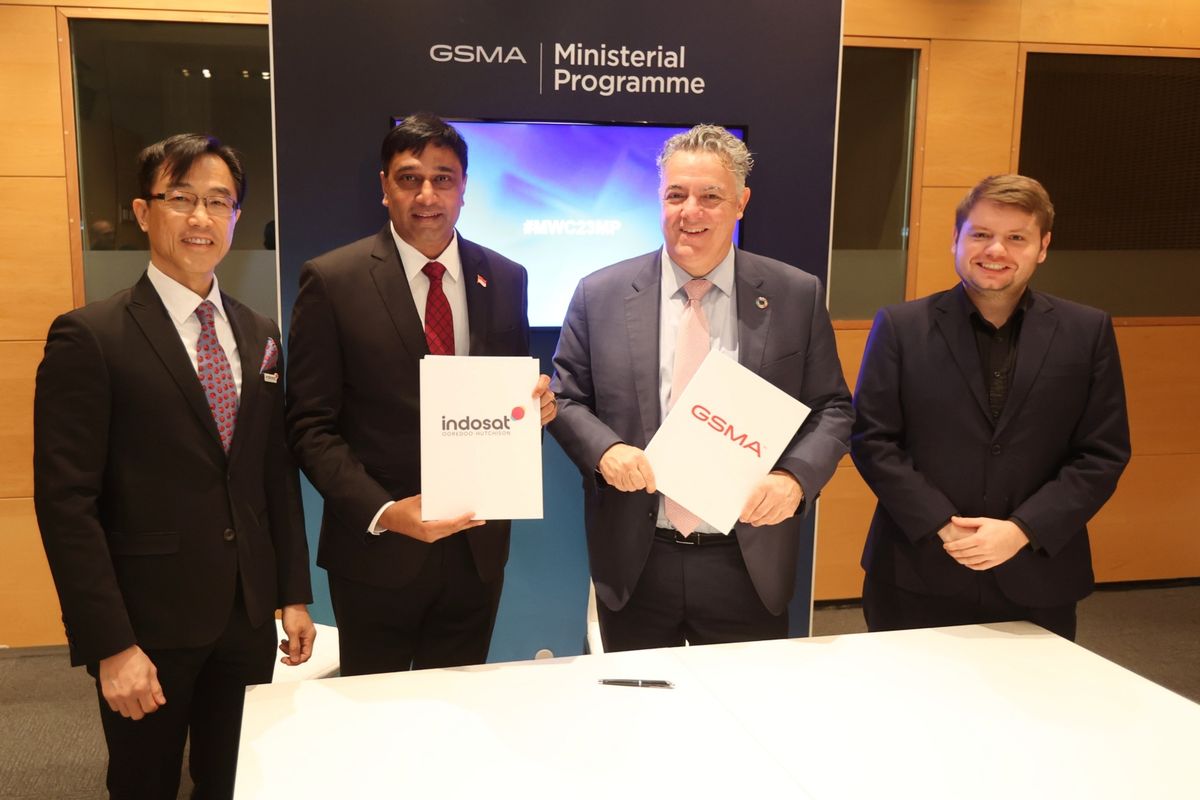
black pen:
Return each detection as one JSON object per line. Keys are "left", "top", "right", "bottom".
{"left": 598, "top": 678, "right": 674, "bottom": 689}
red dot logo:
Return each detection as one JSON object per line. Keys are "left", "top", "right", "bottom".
{"left": 511, "top": 406, "right": 525, "bottom": 421}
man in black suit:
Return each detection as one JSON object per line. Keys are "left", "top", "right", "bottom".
{"left": 549, "top": 125, "right": 853, "bottom": 651}
{"left": 286, "top": 112, "right": 555, "bottom": 676}
{"left": 34, "top": 133, "right": 315, "bottom": 799}
{"left": 851, "top": 174, "right": 1131, "bottom": 640}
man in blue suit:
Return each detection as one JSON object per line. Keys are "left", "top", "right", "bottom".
{"left": 550, "top": 125, "right": 853, "bottom": 651}
{"left": 851, "top": 174, "right": 1131, "bottom": 640}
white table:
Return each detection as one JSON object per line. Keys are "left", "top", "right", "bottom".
{"left": 235, "top": 623, "right": 1200, "bottom": 799}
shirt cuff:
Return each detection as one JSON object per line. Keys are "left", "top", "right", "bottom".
{"left": 368, "top": 501, "right": 395, "bottom": 535}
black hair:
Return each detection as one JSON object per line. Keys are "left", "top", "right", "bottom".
{"left": 137, "top": 133, "right": 247, "bottom": 205}
{"left": 381, "top": 112, "right": 468, "bottom": 174}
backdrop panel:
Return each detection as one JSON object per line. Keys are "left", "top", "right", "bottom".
{"left": 272, "top": 0, "right": 843, "bottom": 660}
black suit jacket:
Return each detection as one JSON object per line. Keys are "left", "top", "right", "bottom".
{"left": 851, "top": 285, "right": 1131, "bottom": 607}
{"left": 34, "top": 273, "right": 312, "bottom": 667}
{"left": 286, "top": 227, "right": 530, "bottom": 589}
{"left": 549, "top": 249, "right": 853, "bottom": 616}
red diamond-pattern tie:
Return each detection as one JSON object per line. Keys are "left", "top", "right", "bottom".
{"left": 195, "top": 300, "right": 238, "bottom": 453}
{"left": 422, "top": 261, "right": 455, "bottom": 355}
{"left": 665, "top": 278, "right": 714, "bottom": 536}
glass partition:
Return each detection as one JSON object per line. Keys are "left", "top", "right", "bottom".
{"left": 829, "top": 46, "right": 919, "bottom": 320}
{"left": 1019, "top": 52, "right": 1200, "bottom": 317}
{"left": 71, "top": 19, "right": 278, "bottom": 319}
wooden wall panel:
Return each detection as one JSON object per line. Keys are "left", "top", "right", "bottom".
{"left": 0, "top": 6, "right": 63, "bottom": 177}
{"left": 0, "top": 177, "right": 74, "bottom": 340}
{"left": 0, "top": 498, "right": 64, "bottom": 647}
{"left": 845, "top": 0, "right": 1021, "bottom": 42}
{"left": 923, "top": 40, "right": 1019, "bottom": 187}
{"left": 1115, "top": 325, "right": 1200, "bottom": 456}
{"left": 1020, "top": 0, "right": 1200, "bottom": 50}
{"left": 834, "top": 328, "right": 869, "bottom": 390}
{"left": 0, "top": 343, "right": 41, "bottom": 498}
{"left": 815, "top": 330, "right": 871, "bottom": 600}
{"left": 1090, "top": 454, "right": 1200, "bottom": 581}
{"left": 5, "top": 0, "right": 265, "bottom": 10}
{"left": 815, "top": 462, "right": 872, "bottom": 600}
{"left": 912, "top": 186, "right": 961, "bottom": 299}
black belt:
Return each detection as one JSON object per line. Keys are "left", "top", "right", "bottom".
{"left": 654, "top": 527, "right": 737, "bottom": 546}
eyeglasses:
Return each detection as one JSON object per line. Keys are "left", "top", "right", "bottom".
{"left": 147, "top": 190, "right": 239, "bottom": 218}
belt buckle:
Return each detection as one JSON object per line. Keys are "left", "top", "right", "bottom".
{"left": 676, "top": 530, "right": 696, "bottom": 545}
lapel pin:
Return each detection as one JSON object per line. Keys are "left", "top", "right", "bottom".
{"left": 756, "top": 296, "right": 768, "bottom": 309}
{"left": 476, "top": 274, "right": 488, "bottom": 288}
{"left": 263, "top": 373, "right": 279, "bottom": 384}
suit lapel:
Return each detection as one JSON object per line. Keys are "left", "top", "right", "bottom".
{"left": 934, "top": 286, "right": 990, "bottom": 422}
{"left": 626, "top": 254, "right": 663, "bottom": 440}
{"left": 224, "top": 295, "right": 262, "bottom": 464}
{"left": 125, "top": 273, "right": 225, "bottom": 454}
{"left": 368, "top": 226, "right": 428, "bottom": 362}
{"left": 460, "top": 238, "right": 491, "bottom": 356}
{"left": 995, "top": 292, "right": 1057, "bottom": 437}
{"left": 734, "top": 251, "right": 770, "bottom": 372}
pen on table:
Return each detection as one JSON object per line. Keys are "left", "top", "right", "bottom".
{"left": 598, "top": 678, "right": 674, "bottom": 689}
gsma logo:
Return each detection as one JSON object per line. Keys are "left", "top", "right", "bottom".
{"left": 691, "top": 404, "right": 763, "bottom": 458}
{"left": 429, "top": 44, "right": 528, "bottom": 64}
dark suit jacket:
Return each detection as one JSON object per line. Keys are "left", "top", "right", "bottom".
{"left": 851, "top": 285, "right": 1131, "bottom": 608}
{"left": 286, "top": 228, "right": 530, "bottom": 589}
{"left": 34, "top": 273, "right": 312, "bottom": 667}
{"left": 549, "top": 249, "right": 853, "bottom": 616}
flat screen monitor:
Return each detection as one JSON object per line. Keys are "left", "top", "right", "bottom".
{"left": 392, "top": 118, "right": 746, "bottom": 327}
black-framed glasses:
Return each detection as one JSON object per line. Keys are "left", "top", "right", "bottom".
{"left": 147, "top": 190, "right": 239, "bottom": 218}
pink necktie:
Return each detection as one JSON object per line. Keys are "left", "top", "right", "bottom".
{"left": 194, "top": 300, "right": 238, "bottom": 453}
{"left": 422, "top": 261, "right": 455, "bottom": 355}
{"left": 665, "top": 278, "right": 713, "bottom": 536}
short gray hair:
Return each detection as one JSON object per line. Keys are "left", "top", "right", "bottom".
{"left": 657, "top": 124, "right": 754, "bottom": 193}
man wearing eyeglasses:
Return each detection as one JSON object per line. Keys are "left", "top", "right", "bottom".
{"left": 34, "top": 133, "right": 315, "bottom": 799}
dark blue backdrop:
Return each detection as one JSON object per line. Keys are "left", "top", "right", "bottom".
{"left": 273, "top": 0, "right": 843, "bottom": 661}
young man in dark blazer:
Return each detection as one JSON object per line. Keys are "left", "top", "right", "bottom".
{"left": 852, "top": 174, "right": 1131, "bottom": 640}
{"left": 34, "top": 134, "right": 315, "bottom": 799}
{"left": 549, "top": 125, "right": 853, "bottom": 651}
{"left": 286, "top": 113, "right": 555, "bottom": 676}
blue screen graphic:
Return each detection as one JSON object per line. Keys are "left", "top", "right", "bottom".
{"left": 445, "top": 120, "right": 743, "bottom": 327}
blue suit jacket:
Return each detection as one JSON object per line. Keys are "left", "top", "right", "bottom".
{"left": 549, "top": 248, "right": 853, "bottom": 615}
{"left": 851, "top": 285, "right": 1131, "bottom": 607}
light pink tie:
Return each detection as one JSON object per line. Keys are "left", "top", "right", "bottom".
{"left": 665, "top": 278, "right": 713, "bottom": 536}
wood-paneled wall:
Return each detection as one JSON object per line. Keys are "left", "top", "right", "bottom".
{"left": 818, "top": 0, "right": 1200, "bottom": 600}
{"left": 0, "top": 0, "right": 1195, "bottom": 644}
{"left": 0, "top": 0, "right": 265, "bottom": 647}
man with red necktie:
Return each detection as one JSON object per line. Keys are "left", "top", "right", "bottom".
{"left": 34, "top": 133, "right": 314, "bottom": 799}
{"left": 287, "top": 112, "right": 556, "bottom": 675}
{"left": 549, "top": 125, "right": 853, "bottom": 651}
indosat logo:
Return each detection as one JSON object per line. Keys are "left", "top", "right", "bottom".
{"left": 440, "top": 406, "right": 527, "bottom": 437}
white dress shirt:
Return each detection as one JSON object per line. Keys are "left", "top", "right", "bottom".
{"left": 369, "top": 228, "right": 473, "bottom": 533}
{"left": 147, "top": 263, "right": 242, "bottom": 397}
{"left": 655, "top": 246, "right": 739, "bottom": 533}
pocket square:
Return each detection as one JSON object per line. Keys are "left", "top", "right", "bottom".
{"left": 260, "top": 338, "right": 279, "bottom": 373}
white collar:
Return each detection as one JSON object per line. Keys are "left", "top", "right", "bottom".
{"left": 147, "top": 263, "right": 228, "bottom": 324}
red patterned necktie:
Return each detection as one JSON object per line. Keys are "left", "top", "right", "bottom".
{"left": 422, "top": 261, "right": 455, "bottom": 355}
{"left": 665, "top": 278, "right": 714, "bottom": 536}
{"left": 194, "top": 300, "right": 238, "bottom": 453}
